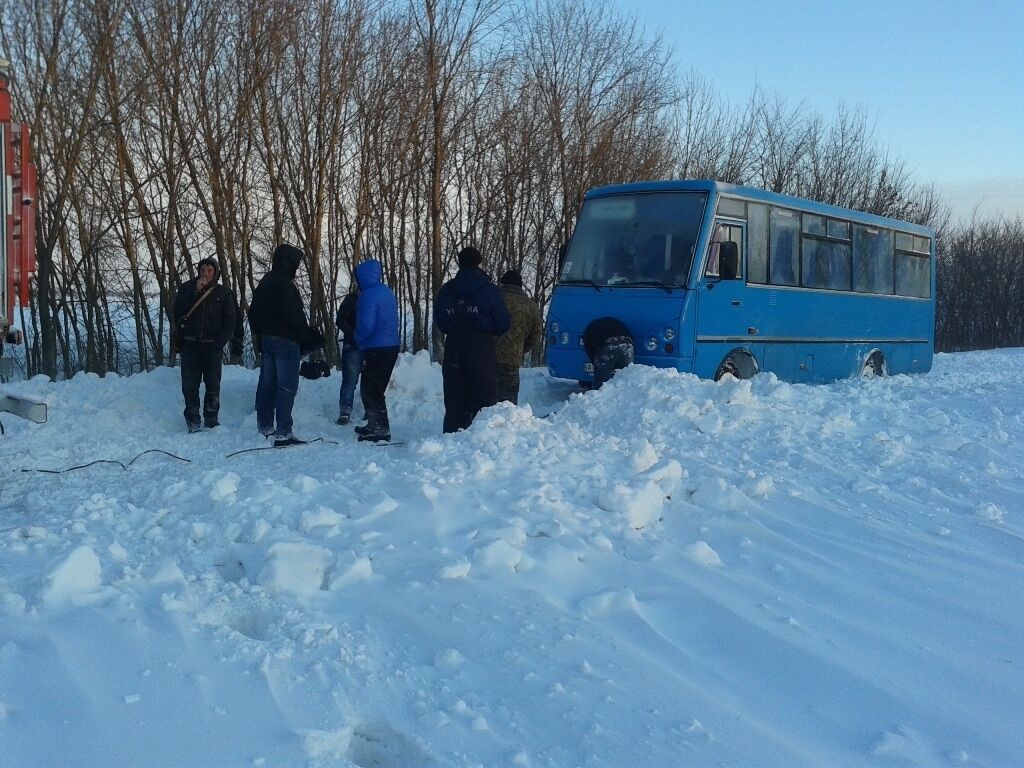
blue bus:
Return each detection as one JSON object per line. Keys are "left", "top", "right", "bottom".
{"left": 546, "top": 180, "right": 935, "bottom": 385}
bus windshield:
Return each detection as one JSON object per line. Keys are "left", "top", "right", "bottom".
{"left": 560, "top": 192, "right": 708, "bottom": 287}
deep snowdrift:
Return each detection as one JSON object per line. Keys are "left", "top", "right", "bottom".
{"left": 1, "top": 349, "right": 1022, "bottom": 767}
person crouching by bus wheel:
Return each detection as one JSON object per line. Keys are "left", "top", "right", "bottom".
{"left": 582, "top": 317, "right": 634, "bottom": 389}
{"left": 248, "top": 243, "right": 322, "bottom": 444}
{"left": 334, "top": 283, "right": 362, "bottom": 425}
{"left": 434, "top": 246, "right": 512, "bottom": 433}
{"left": 173, "top": 257, "right": 237, "bottom": 432}
{"left": 351, "top": 259, "right": 400, "bottom": 443}
{"left": 495, "top": 269, "right": 542, "bottom": 405}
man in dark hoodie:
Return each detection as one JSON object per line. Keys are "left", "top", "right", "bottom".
{"left": 433, "top": 246, "right": 511, "bottom": 433}
{"left": 173, "top": 257, "right": 238, "bottom": 432}
{"left": 248, "top": 243, "right": 323, "bottom": 445}
{"left": 334, "top": 283, "right": 361, "bottom": 425}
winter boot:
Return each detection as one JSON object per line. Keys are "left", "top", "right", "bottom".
{"left": 187, "top": 421, "right": 202, "bottom": 434}
{"left": 357, "top": 410, "right": 390, "bottom": 443}
{"left": 336, "top": 411, "right": 351, "bottom": 426}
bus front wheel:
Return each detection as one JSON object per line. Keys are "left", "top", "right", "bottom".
{"left": 714, "top": 351, "right": 758, "bottom": 381}
{"left": 861, "top": 351, "right": 886, "bottom": 378}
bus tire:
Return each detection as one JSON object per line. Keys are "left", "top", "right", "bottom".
{"left": 714, "top": 350, "right": 758, "bottom": 381}
{"left": 861, "top": 350, "right": 886, "bottom": 378}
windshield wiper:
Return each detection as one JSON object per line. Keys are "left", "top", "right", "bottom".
{"left": 559, "top": 278, "right": 603, "bottom": 291}
{"left": 622, "top": 281, "right": 678, "bottom": 293}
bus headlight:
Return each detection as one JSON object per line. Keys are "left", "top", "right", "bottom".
{"left": 551, "top": 321, "right": 560, "bottom": 333}
{"left": 664, "top": 328, "right": 675, "bottom": 340}
{"left": 646, "top": 337, "right": 658, "bottom": 351}
{"left": 560, "top": 332, "right": 570, "bottom": 345}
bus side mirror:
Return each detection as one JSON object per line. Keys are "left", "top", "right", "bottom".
{"left": 719, "top": 241, "right": 739, "bottom": 280}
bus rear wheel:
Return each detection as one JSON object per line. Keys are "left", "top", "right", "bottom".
{"left": 861, "top": 351, "right": 886, "bottom": 378}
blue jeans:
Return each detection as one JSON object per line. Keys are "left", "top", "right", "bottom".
{"left": 338, "top": 343, "right": 363, "bottom": 417}
{"left": 255, "top": 334, "right": 300, "bottom": 437}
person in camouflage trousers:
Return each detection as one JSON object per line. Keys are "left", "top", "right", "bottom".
{"left": 495, "top": 270, "right": 543, "bottom": 405}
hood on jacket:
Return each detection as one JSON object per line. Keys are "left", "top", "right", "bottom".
{"left": 355, "top": 259, "right": 383, "bottom": 289}
{"left": 450, "top": 265, "right": 492, "bottom": 297}
{"left": 272, "top": 243, "right": 304, "bottom": 280}
{"left": 197, "top": 257, "right": 220, "bottom": 282}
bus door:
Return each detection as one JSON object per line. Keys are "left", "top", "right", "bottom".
{"left": 695, "top": 219, "right": 764, "bottom": 379}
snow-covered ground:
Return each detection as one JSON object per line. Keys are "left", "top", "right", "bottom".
{"left": 1, "top": 349, "right": 1022, "bottom": 768}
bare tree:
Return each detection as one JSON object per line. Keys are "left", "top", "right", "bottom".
{"left": 937, "top": 217, "right": 1024, "bottom": 352}
{"left": 408, "top": 0, "right": 509, "bottom": 355}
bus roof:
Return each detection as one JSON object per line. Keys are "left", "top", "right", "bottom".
{"left": 584, "top": 180, "right": 935, "bottom": 238}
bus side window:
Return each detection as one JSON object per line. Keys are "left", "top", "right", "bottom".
{"left": 706, "top": 223, "right": 743, "bottom": 280}
{"left": 770, "top": 209, "right": 799, "bottom": 286}
{"left": 748, "top": 203, "right": 769, "bottom": 283}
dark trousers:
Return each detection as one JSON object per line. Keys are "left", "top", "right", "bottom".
{"left": 360, "top": 347, "right": 398, "bottom": 418}
{"left": 338, "top": 342, "right": 364, "bottom": 417}
{"left": 255, "top": 334, "right": 301, "bottom": 437}
{"left": 180, "top": 340, "right": 223, "bottom": 426}
{"left": 496, "top": 364, "right": 520, "bottom": 405}
{"left": 442, "top": 342, "right": 498, "bottom": 434}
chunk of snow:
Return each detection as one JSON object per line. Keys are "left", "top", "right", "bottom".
{"left": 209, "top": 472, "right": 241, "bottom": 502}
{"left": 629, "top": 439, "right": 659, "bottom": 473}
{"left": 302, "top": 727, "right": 353, "bottom": 760}
{"left": 685, "top": 541, "right": 721, "bottom": 567}
{"left": 328, "top": 556, "right": 373, "bottom": 590}
{"left": 42, "top": 546, "right": 102, "bottom": 605}
{"left": 974, "top": 502, "right": 1005, "bottom": 522}
{"left": 434, "top": 648, "right": 465, "bottom": 668}
{"left": 440, "top": 560, "right": 471, "bottom": 579}
{"left": 598, "top": 480, "right": 664, "bottom": 529}
{"left": 259, "top": 542, "right": 334, "bottom": 596}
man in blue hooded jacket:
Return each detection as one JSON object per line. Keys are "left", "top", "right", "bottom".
{"left": 352, "top": 258, "right": 400, "bottom": 442}
{"left": 434, "top": 246, "right": 511, "bottom": 433}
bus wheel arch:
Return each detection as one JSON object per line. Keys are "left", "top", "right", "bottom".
{"left": 714, "top": 349, "right": 759, "bottom": 381}
{"left": 861, "top": 349, "right": 887, "bottom": 378}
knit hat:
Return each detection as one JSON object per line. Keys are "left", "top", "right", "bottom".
{"left": 457, "top": 247, "right": 482, "bottom": 268}
{"left": 499, "top": 269, "right": 523, "bottom": 287}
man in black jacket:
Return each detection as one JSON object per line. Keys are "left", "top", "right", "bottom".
{"left": 334, "top": 285, "right": 361, "bottom": 425}
{"left": 434, "top": 246, "right": 511, "bottom": 433}
{"left": 173, "top": 257, "right": 237, "bottom": 432}
{"left": 248, "top": 243, "right": 323, "bottom": 444}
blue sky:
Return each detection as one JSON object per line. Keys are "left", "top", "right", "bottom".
{"left": 610, "top": 0, "right": 1024, "bottom": 224}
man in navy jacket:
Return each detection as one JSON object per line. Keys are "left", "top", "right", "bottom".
{"left": 434, "top": 247, "right": 511, "bottom": 433}
{"left": 334, "top": 286, "right": 361, "bottom": 425}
